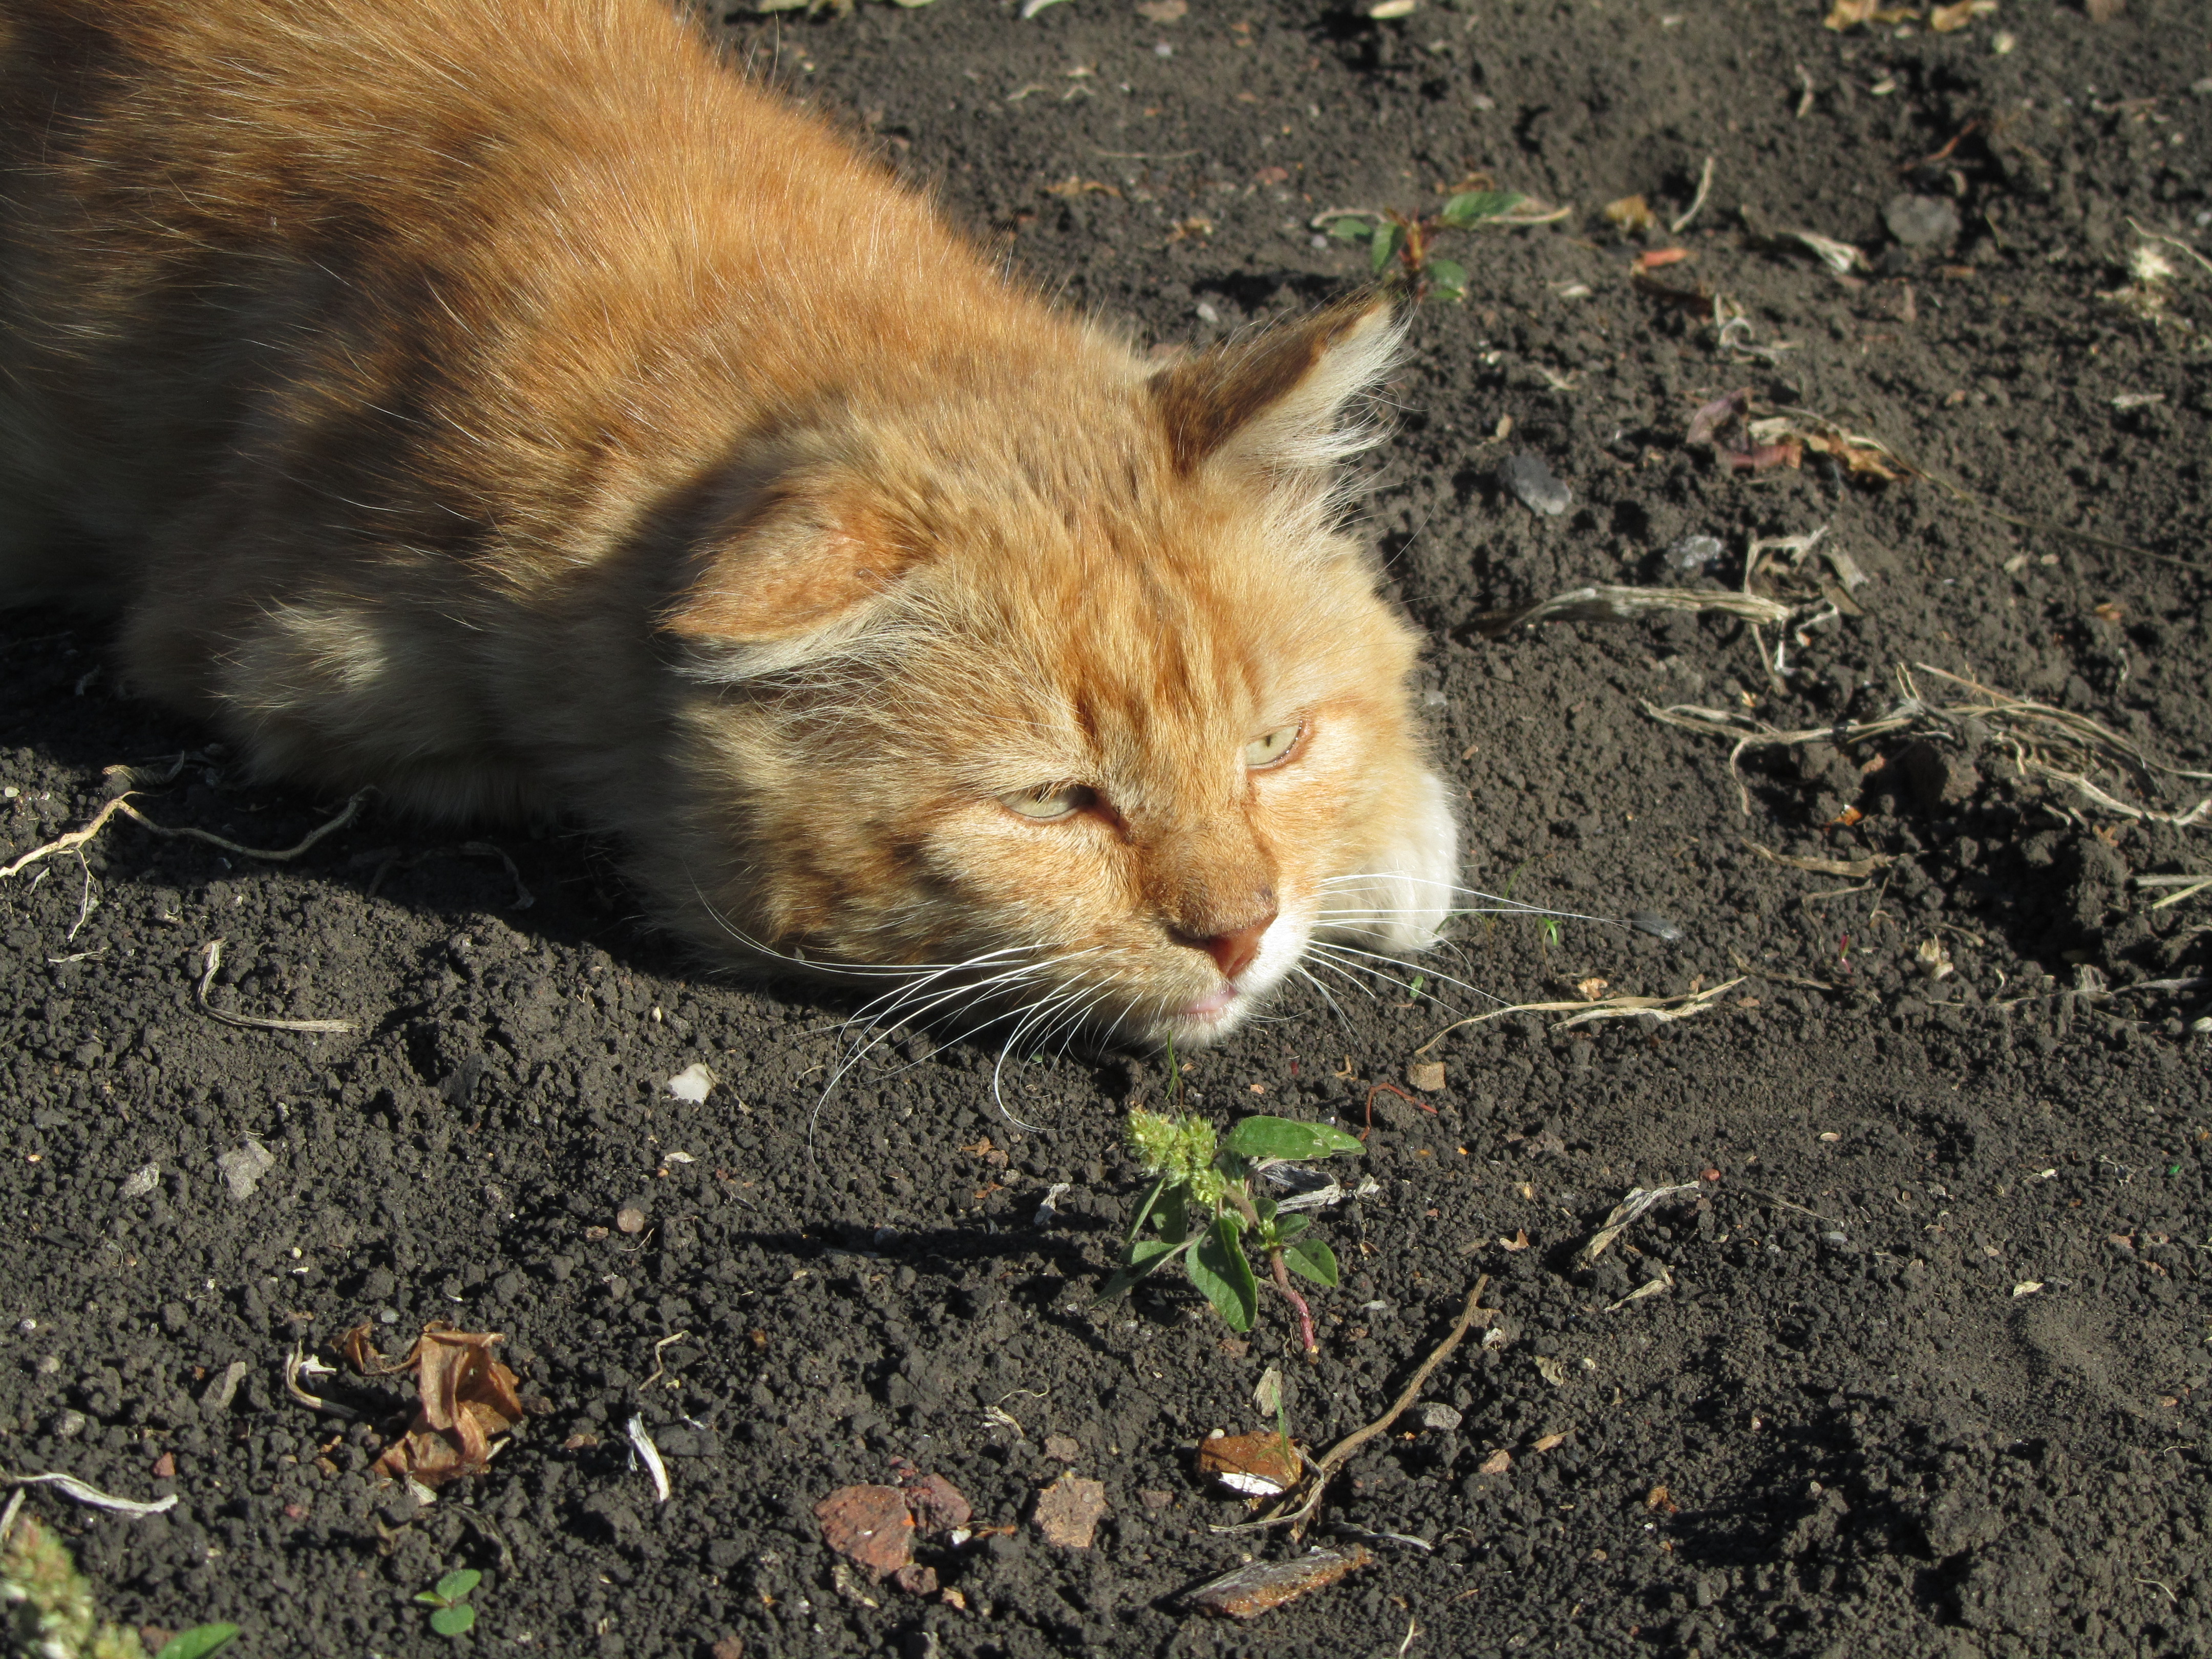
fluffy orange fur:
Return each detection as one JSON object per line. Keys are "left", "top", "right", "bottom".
{"left": 0, "top": 0, "right": 1455, "bottom": 1046}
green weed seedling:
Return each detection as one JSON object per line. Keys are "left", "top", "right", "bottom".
{"left": 1102, "top": 1109, "right": 1363, "bottom": 1356}
{"left": 154, "top": 1630, "right": 241, "bottom": 1659}
{"left": 415, "top": 1569, "right": 482, "bottom": 1639}
{"left": 0, "top": 1512, "right": 238, "bottom": 1659}
{"left": 1322, "top": 190, "right": 1526, "bottom": 302}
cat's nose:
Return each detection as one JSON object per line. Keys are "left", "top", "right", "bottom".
{"left": 1184, "top": 909, "right": 1277, "bottom": 981}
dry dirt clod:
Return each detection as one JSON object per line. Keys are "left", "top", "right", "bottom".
{"left": 814, "top": 1484, "right": 915, "bottom": 1579}
{"left": 1032, "top": 1470, "right": 1108, "bottom": 1548}
{"left": 902, "top": 1472, "right": 972, "bottom": 1536}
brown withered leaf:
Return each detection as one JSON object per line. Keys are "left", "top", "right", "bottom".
{"left": 1186, "top": 1545, "right": 1373, "bottom": 1620}
{"left": 361, "top": 1324, "right": 525, "bottom": 1487}
{"left": 1195, "top": 1431, "right": 1301, "bottom": 1497}
{"left": 1603, "top": 194, "right": 1655, "bottom": 234}
{"left": 1928, "top": 0, "right": 1990, "bottom": 29}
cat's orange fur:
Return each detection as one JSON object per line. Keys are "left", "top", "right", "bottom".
{"left": 0, "top": 0, "right": 1455, "bottom": 1046}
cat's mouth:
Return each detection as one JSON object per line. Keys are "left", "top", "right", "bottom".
{"left": 1177, "top": 982, "right": 1243, "bottom": 1023}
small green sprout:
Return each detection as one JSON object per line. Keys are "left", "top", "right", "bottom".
{"left": 1103, "top": 1110, "right": 1363, "bottom": 1355}
{"left": 155, "top": 1630, "right": 242, "bottom": 1659}
{"left": 0, "top": 1514, "right": 238, "bottom": 1659}
{"left": 415, "top": 1569, "right": 482, "bottom": 1639}
{"left": 1322, "top": 189, "right": 1527, "bottom": 302}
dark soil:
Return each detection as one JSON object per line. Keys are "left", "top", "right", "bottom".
{"left": 4, "top": 3, "right": 2210, "bottom": 1656}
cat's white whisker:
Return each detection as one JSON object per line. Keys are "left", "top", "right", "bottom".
{"left": 1291, "top": 964, "right": 1355, "bottom": 1031}
{"left": 1303, "top": 940, "right": 1505, "bottom": 1009}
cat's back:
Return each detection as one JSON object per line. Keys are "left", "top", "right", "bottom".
{"left": 0, "top": 0, "right": 1052, "bottom": 606}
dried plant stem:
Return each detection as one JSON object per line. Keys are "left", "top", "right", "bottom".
{"left": 2, "top": 784, "right": 372, "bottom": 878}
{"left": 1215, "top": 1274, "right": 1497, "bottom": 1538}
{"left": 1268, "top": 1249, "right": 1318, "bottom": 1359}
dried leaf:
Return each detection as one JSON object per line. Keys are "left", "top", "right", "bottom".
{"left": 1478, "top": 1448, "right": 1512, "bottom": 1475}
{"left": 1603, "top": 194, "right": 1655, "bottom": 233}
{"left": 1533, "top": 1432, "right": 1568, "bottom": 1452}
{"left": 1196, "top": 1432, "right": 1300, "bottom": 1497}
{"left": 1632, "top": 247, "right": 1691, "bottom": 271}
{"left": 363, "top": 1325, "right": 525, "bottom": 1488}
{"left": 1647, "top": 1484, "right": 1680, "bottom": 1513}
{"left": 1186, "top": 1546, "right": 1373, "bottom": 1619}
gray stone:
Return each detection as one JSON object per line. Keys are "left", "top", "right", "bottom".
{"left": 1884, "top": 194, "right": 1961, "bottom": 248}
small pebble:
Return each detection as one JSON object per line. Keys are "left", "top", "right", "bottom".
{"left": 51, "top": 1409, "right": 88, "bottom": 1439}
{"left": 1883, "top": 193, "right": 1961, "bottom": 249}
{"left": 616, "top": 1206, "right": 648, "bottom": 1235}
{"left": 1416, "top": 1402, "right": 1463, "bottom": 1432}
{"left": 1194, "top": 301, "right": 1219, "bottom": 324}
{"left": 1153, "top": 40, "right": 1173, "bottom": 55}
{"left": 218, "top": 1138, "right": 276, "bottom": 1201}
{"left": 1663, "top": 535, "right": 1724, "bottom": 577}
{"left": 1501, "top": 452, "right": 1570, "bottom": 517}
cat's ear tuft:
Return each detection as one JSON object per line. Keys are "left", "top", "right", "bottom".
{"left": 1149, "top": 296, "right": 1402, "bottom": 477}
{"left": 660, "top": 478, "right": 922, "bottom": 661}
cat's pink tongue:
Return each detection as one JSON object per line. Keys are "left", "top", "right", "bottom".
{"left": 1181, "top": 984, "right": 1240, "bottom": 1020}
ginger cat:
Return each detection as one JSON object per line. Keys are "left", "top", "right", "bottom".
{"left": 0, "top": 0, "right": 1455, "bottom": 1047}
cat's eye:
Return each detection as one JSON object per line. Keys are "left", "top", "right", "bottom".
{"left": 1243, "top": 723, "right": 1305, "bottom": 770}
{"left": 999, "top": 782, "right": 1089, "bottom": 821}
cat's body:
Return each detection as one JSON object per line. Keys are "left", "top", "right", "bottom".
{"left": 0, "top": 0, "right": 1455, "bottom": 1046}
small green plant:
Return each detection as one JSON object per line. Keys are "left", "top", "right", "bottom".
{"left": 415, "top": 1569, "right": 482, "bottom": 1639}
{"left": 1, "top": 1513, "right": 238, "bottom": 1659}
{"left": 1322, "top": 190, "right": 1527, "bottom": 302}
{"left": 1102, "top": 1110, "right": 1363, "bottom": 1356}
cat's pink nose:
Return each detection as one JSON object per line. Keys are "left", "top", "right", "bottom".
{"left": 1191, "top": 910, "right": 1275, "bottom": 981}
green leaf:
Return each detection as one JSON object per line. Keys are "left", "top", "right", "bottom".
{"left": 1327, "top": 217, "right": 1371, "bottom": 241}
{"left": 1187, "top": 1216, "right": 1259, "bottom": 1332}
{"left": 1369, "top": 222, "right": 1403, "bottom": 274}
{"left": 1124, "top": 1175, "right": 1167, "bottom": 1244}
{"left": 430, "top": 1603, "right": 478, "bottom": 1638}
{"left": 1097, "top": 1236, "right": 1194, "bottom": 1303}
{"left": 1157, "top": 1184, "right": 1192, "bottom": 1245}
{"left": 156, "top": 1627, "right": 241, "bottom": 1659}
{"left": 1282, "top": 1237, "right": 1339, "bottom": 1287}
{"left": 1225, "top": 1116, "right": 1366, "bottom": 1162}
{"left": 1426, "top": 258, "right": 1468, "bottom": 300}
{"left": 1437, "top": 190, "right": 1525, "bottom": 227}
{"left": 435, "top": 1569, "right": 482, "bottom": 1605}
{"left": 1272, "top": 1214, "right": 1310, "bottom": 1242}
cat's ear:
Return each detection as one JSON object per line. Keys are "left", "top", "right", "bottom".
{"left": 660, "top": 474, "right": 922, "bottom": 665}
{"left": 1149, "top": 296, "right": 1401, "bottom": 477}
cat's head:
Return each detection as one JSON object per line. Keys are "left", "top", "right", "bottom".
{"left": 650, "top": 297, "right": 1456, "bottom": 1048}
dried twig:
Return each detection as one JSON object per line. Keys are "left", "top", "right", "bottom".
{"left": 1415, "top": 978, "right": 1744, "bottom": 1055}
{"left": 1670, "top": 155, "right": 1715, "bottom": 235}
{"left": 285, "top": 1343, "right": 363, "bottom": 1420}
{"left": 197, "top": 940, "right": 358, "bottom": 1035}
{"left": 1578, "top": 1183, "right": 1703, "bottom": 1267}
{"left": 1645, "top": 663, "right": 2211, "bottom": 824}
{"left": 1, "top": 1470, "right": 178, "bottom": 1519}
{"left": 1469, "top": 584, "right": 1790, "bottom": 639}
{"left": 1215, "top": 1275, "right": 1497, "bottom": 1538}
{"left": 2, "top": 785, "right": 372, "bottom": 878}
